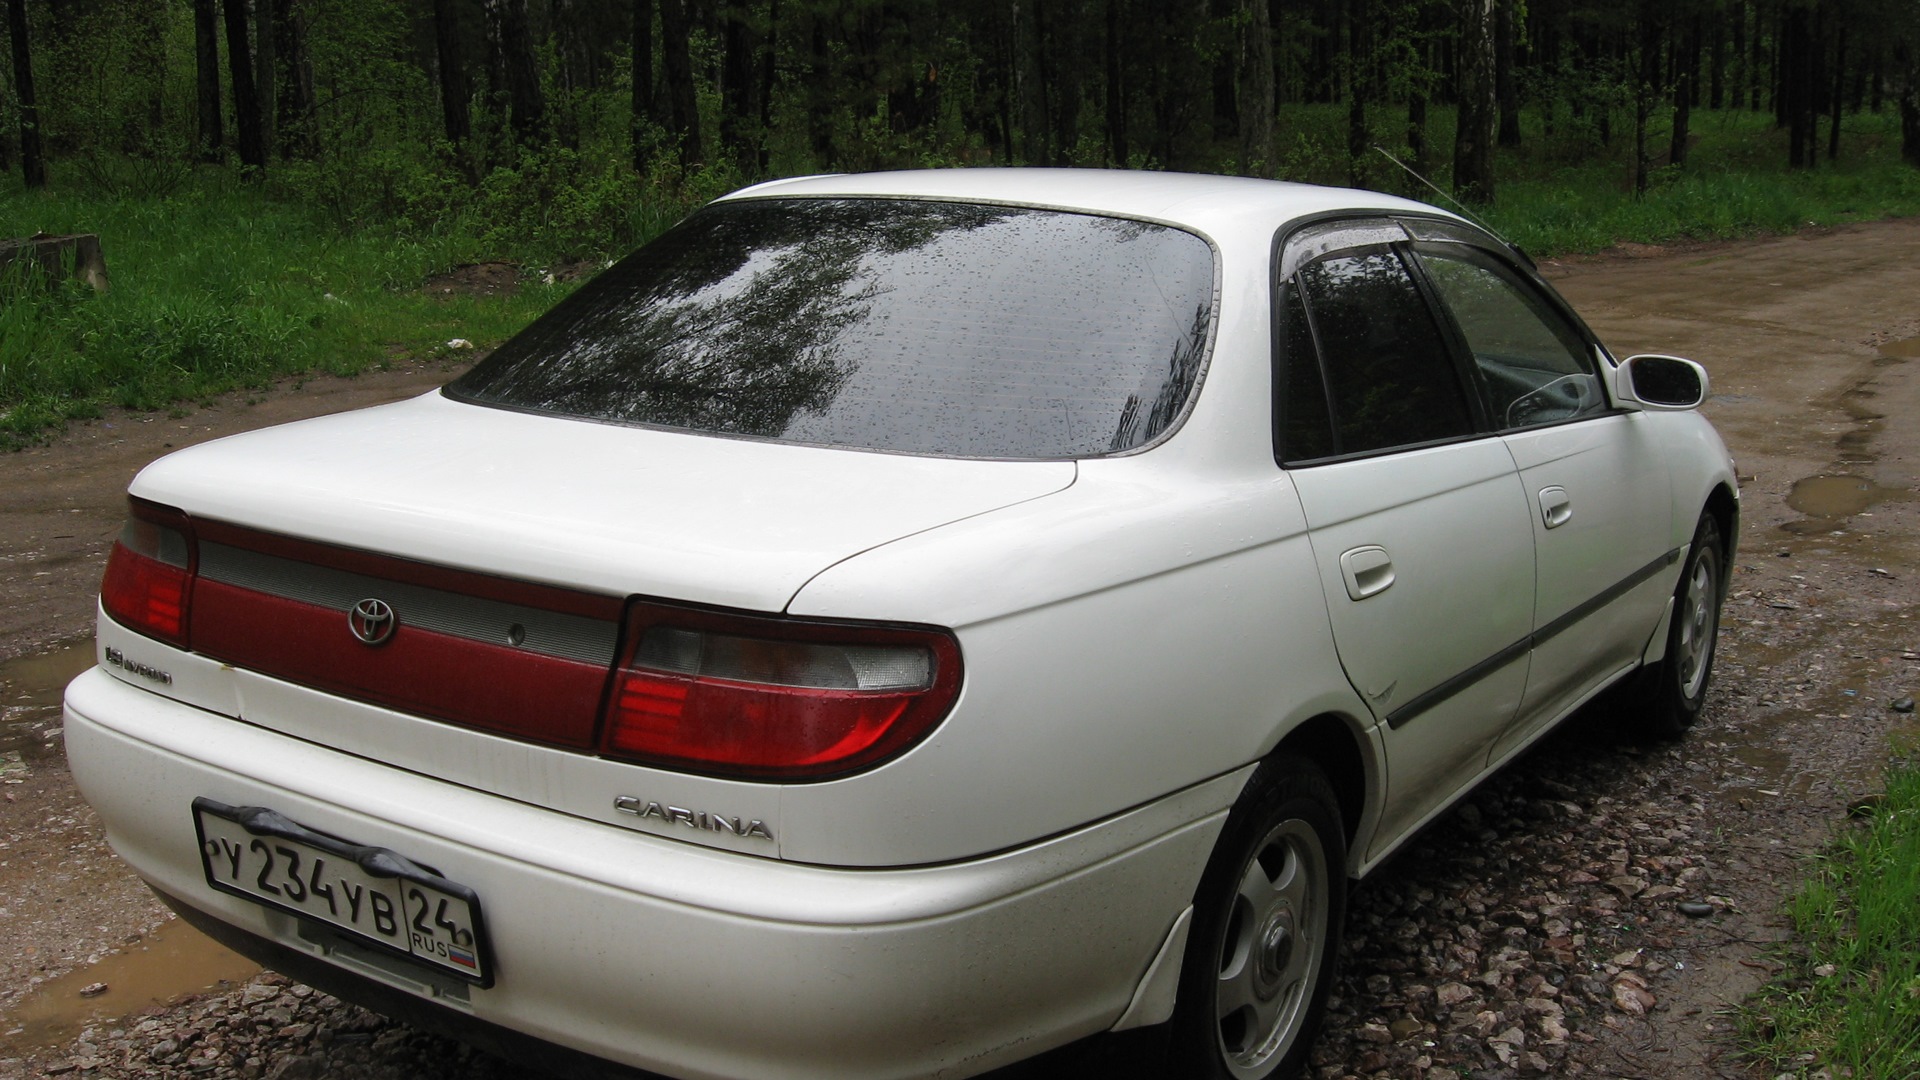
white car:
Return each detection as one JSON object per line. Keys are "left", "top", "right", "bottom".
{"left": 65, "top": 169, "right": 1735, "bottom": 1080}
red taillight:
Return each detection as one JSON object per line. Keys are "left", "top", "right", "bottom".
{"left": 100, "top": 497, "right": 197, "bottom": 649}
{"left": 602, "top": 604, "right": 962, "bottom": 780}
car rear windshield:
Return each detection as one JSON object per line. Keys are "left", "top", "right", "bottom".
{"left": 446, "top": 198, "right": 1217, "bottom": 458}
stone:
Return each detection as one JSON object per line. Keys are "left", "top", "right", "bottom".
{"left": 1611, "top": 978, "right": 1656, "bottom": 1017}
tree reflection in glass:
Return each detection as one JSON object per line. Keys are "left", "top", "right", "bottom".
{"left": 450, "top": 199, "right": 1217, "bottom": 458}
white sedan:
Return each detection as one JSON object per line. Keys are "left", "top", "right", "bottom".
{"left": 66, "top": 168, "right": 1735, "bottom": 1080}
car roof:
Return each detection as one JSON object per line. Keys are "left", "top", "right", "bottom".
{"left": 720, "top": 168, "right": 1464, "bottom": 245}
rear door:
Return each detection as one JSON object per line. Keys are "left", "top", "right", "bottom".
{"left": 1276, "top": 222, "right": 1535, "bottom": 857}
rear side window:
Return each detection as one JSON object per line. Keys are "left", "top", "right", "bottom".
{"left": 1294, "top": 250, "right": 1474, "bottom": 456}
{"left": 448, "top": 198, "right": 1218, "bottom": 459}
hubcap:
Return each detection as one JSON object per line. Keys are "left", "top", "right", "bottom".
{"left": 1253, "top": 906, "right": 1296, "bottom": 998}
{"left": 1676, "top": 547, "right": 1719, "bottom": 700}
{"left": 1214, "top": 818, "right": 1329, "bottom": 1077}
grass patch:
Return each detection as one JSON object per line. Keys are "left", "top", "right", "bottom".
{"left": 1479, "top": 109, "right": 1920, "bottom": 255}
{"left": 0, "top": 171, "right": 704, "bottom": 449}
{"left": 1740, "top": 759, "right": 1920, "bottom": 1076}
{"left": 1262, "top": 103, "right": 1920, "bottom": 256}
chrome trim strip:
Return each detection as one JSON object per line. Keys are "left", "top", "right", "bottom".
{"left": 1529, "top": 547, "right": 1684, "bottom": 649}
{"left": 197, "top": 542, "right": 618, "bottom": 665}
{"left": 1385, "top": 546, "right": 1684, "bottom": 730}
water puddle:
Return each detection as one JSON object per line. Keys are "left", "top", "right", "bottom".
{"left": 1878, "top": 335, "right": 1920, "bottom": 360}
{"left": 0, "top": 639, "right": 95, "bottom": 762}
{"left": 0, "top": 919, "right": 260, "bottom": 1054}
{"left": 1780, "top": 474, "right": 1915, "bottom": 535}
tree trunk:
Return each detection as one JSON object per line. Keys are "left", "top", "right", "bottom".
{"left": 1870, "top": 46, "right": 1884, "bottom": 113}
{"left": 757, "top": 0, "right": 775, "bottom": 171}
{"left": 1774, "top": 1, "right": 1788, "bottom": 127}
{"left": 659, "top": 0, "right": 701, "bottom": 167}
{"left": 223, "top": 0, "right": 267, "bottom": 175}
{"left": 1236, "top": 0, "right": 1273, "bottom": 175}
{"left": 1016, "top": 0, "right": 1050, "bottom": 164}
{"left": 1709, "top": 15, "right": 1724, "bottom": 109}
{"left": 1902, "top": 43, "right": 1920, "bottom": 167}
{"left": 1495, "top": 0, "right": 1520, "bottom": 148}
{"left": 1671, "top": 17, "right": 1694, "bottom": 167}
{"left": 274, "top": 0, "right": 315, "bottom": 158}
{"left": 1106, "top": 0, "right": 1127, "bottom": 165}
{"left": 1453, "top": 0, "right": 1496, "bottom": 202}
{"left": 485, "top": 0, "right": 545, "bottom": 150}
{"left": 1634, "top": 0, "right": 1658, "bottom": 196}
{"left": 195, "top": 0, "right": 224, "bottom": 161}
{"left": 1785, "top": 4, "right": 1813, "bottom": 167}
{"left": 1408, "top": 91, "right": 1428, "bottom": 176}
{"left": 719, "top": 0, "right": 757, "bottom": 167}
{"left": 6, "top": 0, "right": 43, "bottom": 187}
{"left": 1829, "top": 21, "right": 1846, "bottom": 161}
{"left": 1732, "top": 0, "right": 1747, "bottom": 110}
{"left": 254, "top": 0, "right": 275, "bottom": 153}
{"left": 1347, "top": 0, "right": 1368, "bottom": 187}
{"left": 1050, "top": 0, "right": 1085, "bottom": 166}
{"left": 631, "top": 0, "right": 654, "bottom": 170}
{"left": 435, "top": 0, "right": 472, "bottom": 149}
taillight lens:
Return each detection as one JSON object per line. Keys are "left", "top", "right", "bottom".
{"left": 602, "top": 603, "right": 962, "bottom": 780}
{"left": 100, "top": 497, "right": 197, "bottom": 649}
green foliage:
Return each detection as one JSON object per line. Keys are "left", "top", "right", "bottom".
{"left": 1741, "top": 761, "right": 1920, "bottom": 1076}
{"left": 0, "top": 180, "right": 575, "bottom": 448}
{"left": 1486, "top": 110, "right": 1920, "bottom": 255}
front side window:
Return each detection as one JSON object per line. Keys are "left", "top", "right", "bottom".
{"left": 447, "top": 198, "right": 1217, "bottom": 459}
{"left": 1413, "top": 245, "right": 1605, "bottom": 429}
{"left": 1294, "top": 249, "right": 1475, "bottom": 456}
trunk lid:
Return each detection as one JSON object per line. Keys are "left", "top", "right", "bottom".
{"left": 123, "top": 392, "right": 1072, "bottom": 755}
{"left": 132, "top": 392, "right": 1076, "bottom": 613}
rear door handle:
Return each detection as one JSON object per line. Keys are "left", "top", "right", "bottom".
{"left": 1339, "top": 546, "right": 1395, "bottom": 600}
{"left": 1539, "top": 486, "right": 1572, "bottom": 529}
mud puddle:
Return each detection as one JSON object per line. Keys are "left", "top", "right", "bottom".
{"left": 0, "top": 638, "right": 93, "bottom": 763}
{"left": 1781, "top": 474, "right": 1914, "bottom": 534}
{"left": 1877, "top": 334, "right": 1920, "bottom": 361}
{"left": 0, "top": 919, "right": 259, "bottom": 1055}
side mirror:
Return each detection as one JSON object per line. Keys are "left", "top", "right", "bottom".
{"left": 1615, "top": 354, "right": 1709, "bottom": 411}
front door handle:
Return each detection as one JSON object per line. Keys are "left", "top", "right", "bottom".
{"left": 1339, "top": 546, "right": 1395, "bottom": 600}
{"left": 1539, "top": 486, "right": 1572, "bottom": 529}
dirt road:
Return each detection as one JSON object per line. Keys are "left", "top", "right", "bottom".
{"left": 2, "top": 219, "right": 1919, "bottom": 1079}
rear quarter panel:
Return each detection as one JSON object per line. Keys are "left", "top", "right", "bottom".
{"left": 781, "top": 459, "right": 1374, "bottom": 867}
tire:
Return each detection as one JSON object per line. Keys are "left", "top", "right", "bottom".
{"left": 1634, "top": 511, "right": 1725, "bottom": 738}
{"left": 1169, "top": 756, "right": 1346, "bottom": 1080}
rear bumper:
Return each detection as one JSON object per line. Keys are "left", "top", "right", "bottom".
{"left": 65, "top": 668, "right": 1233, "bottom": 1080}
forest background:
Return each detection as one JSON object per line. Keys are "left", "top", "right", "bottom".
{"left": 1, "top": 0, "right": 1919, "bottom": 443}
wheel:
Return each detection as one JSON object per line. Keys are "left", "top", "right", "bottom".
{"left": 1634, "top": 511, "right": 1725, "bottom": 738}
{"left": 1169, "top": 756, "right": 1346, "bottom": 1080}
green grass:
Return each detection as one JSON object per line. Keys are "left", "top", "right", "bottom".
{"left": 1260, "top": 102, "right": 1920, "bottom": 256}
{"left": 1475, "top": 107, "right": 1920, "bottom": 255}
{"left": 1741, "top": 761, "right": 1920, "bottom": 1076}
{"left": 0, "top": 172, "right": 595, "bottom": 447}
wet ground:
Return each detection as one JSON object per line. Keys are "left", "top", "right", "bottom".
{"left": 2, "top": 219, "right": 1919, "bottom": 1079}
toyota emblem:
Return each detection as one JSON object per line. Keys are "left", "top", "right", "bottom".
{"left": 349, "top": 598, "right": 397, "bottom": 646}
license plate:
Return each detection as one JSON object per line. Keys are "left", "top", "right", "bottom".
{"left": 193, "top": 798, "right": 493, "bottom": 987}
